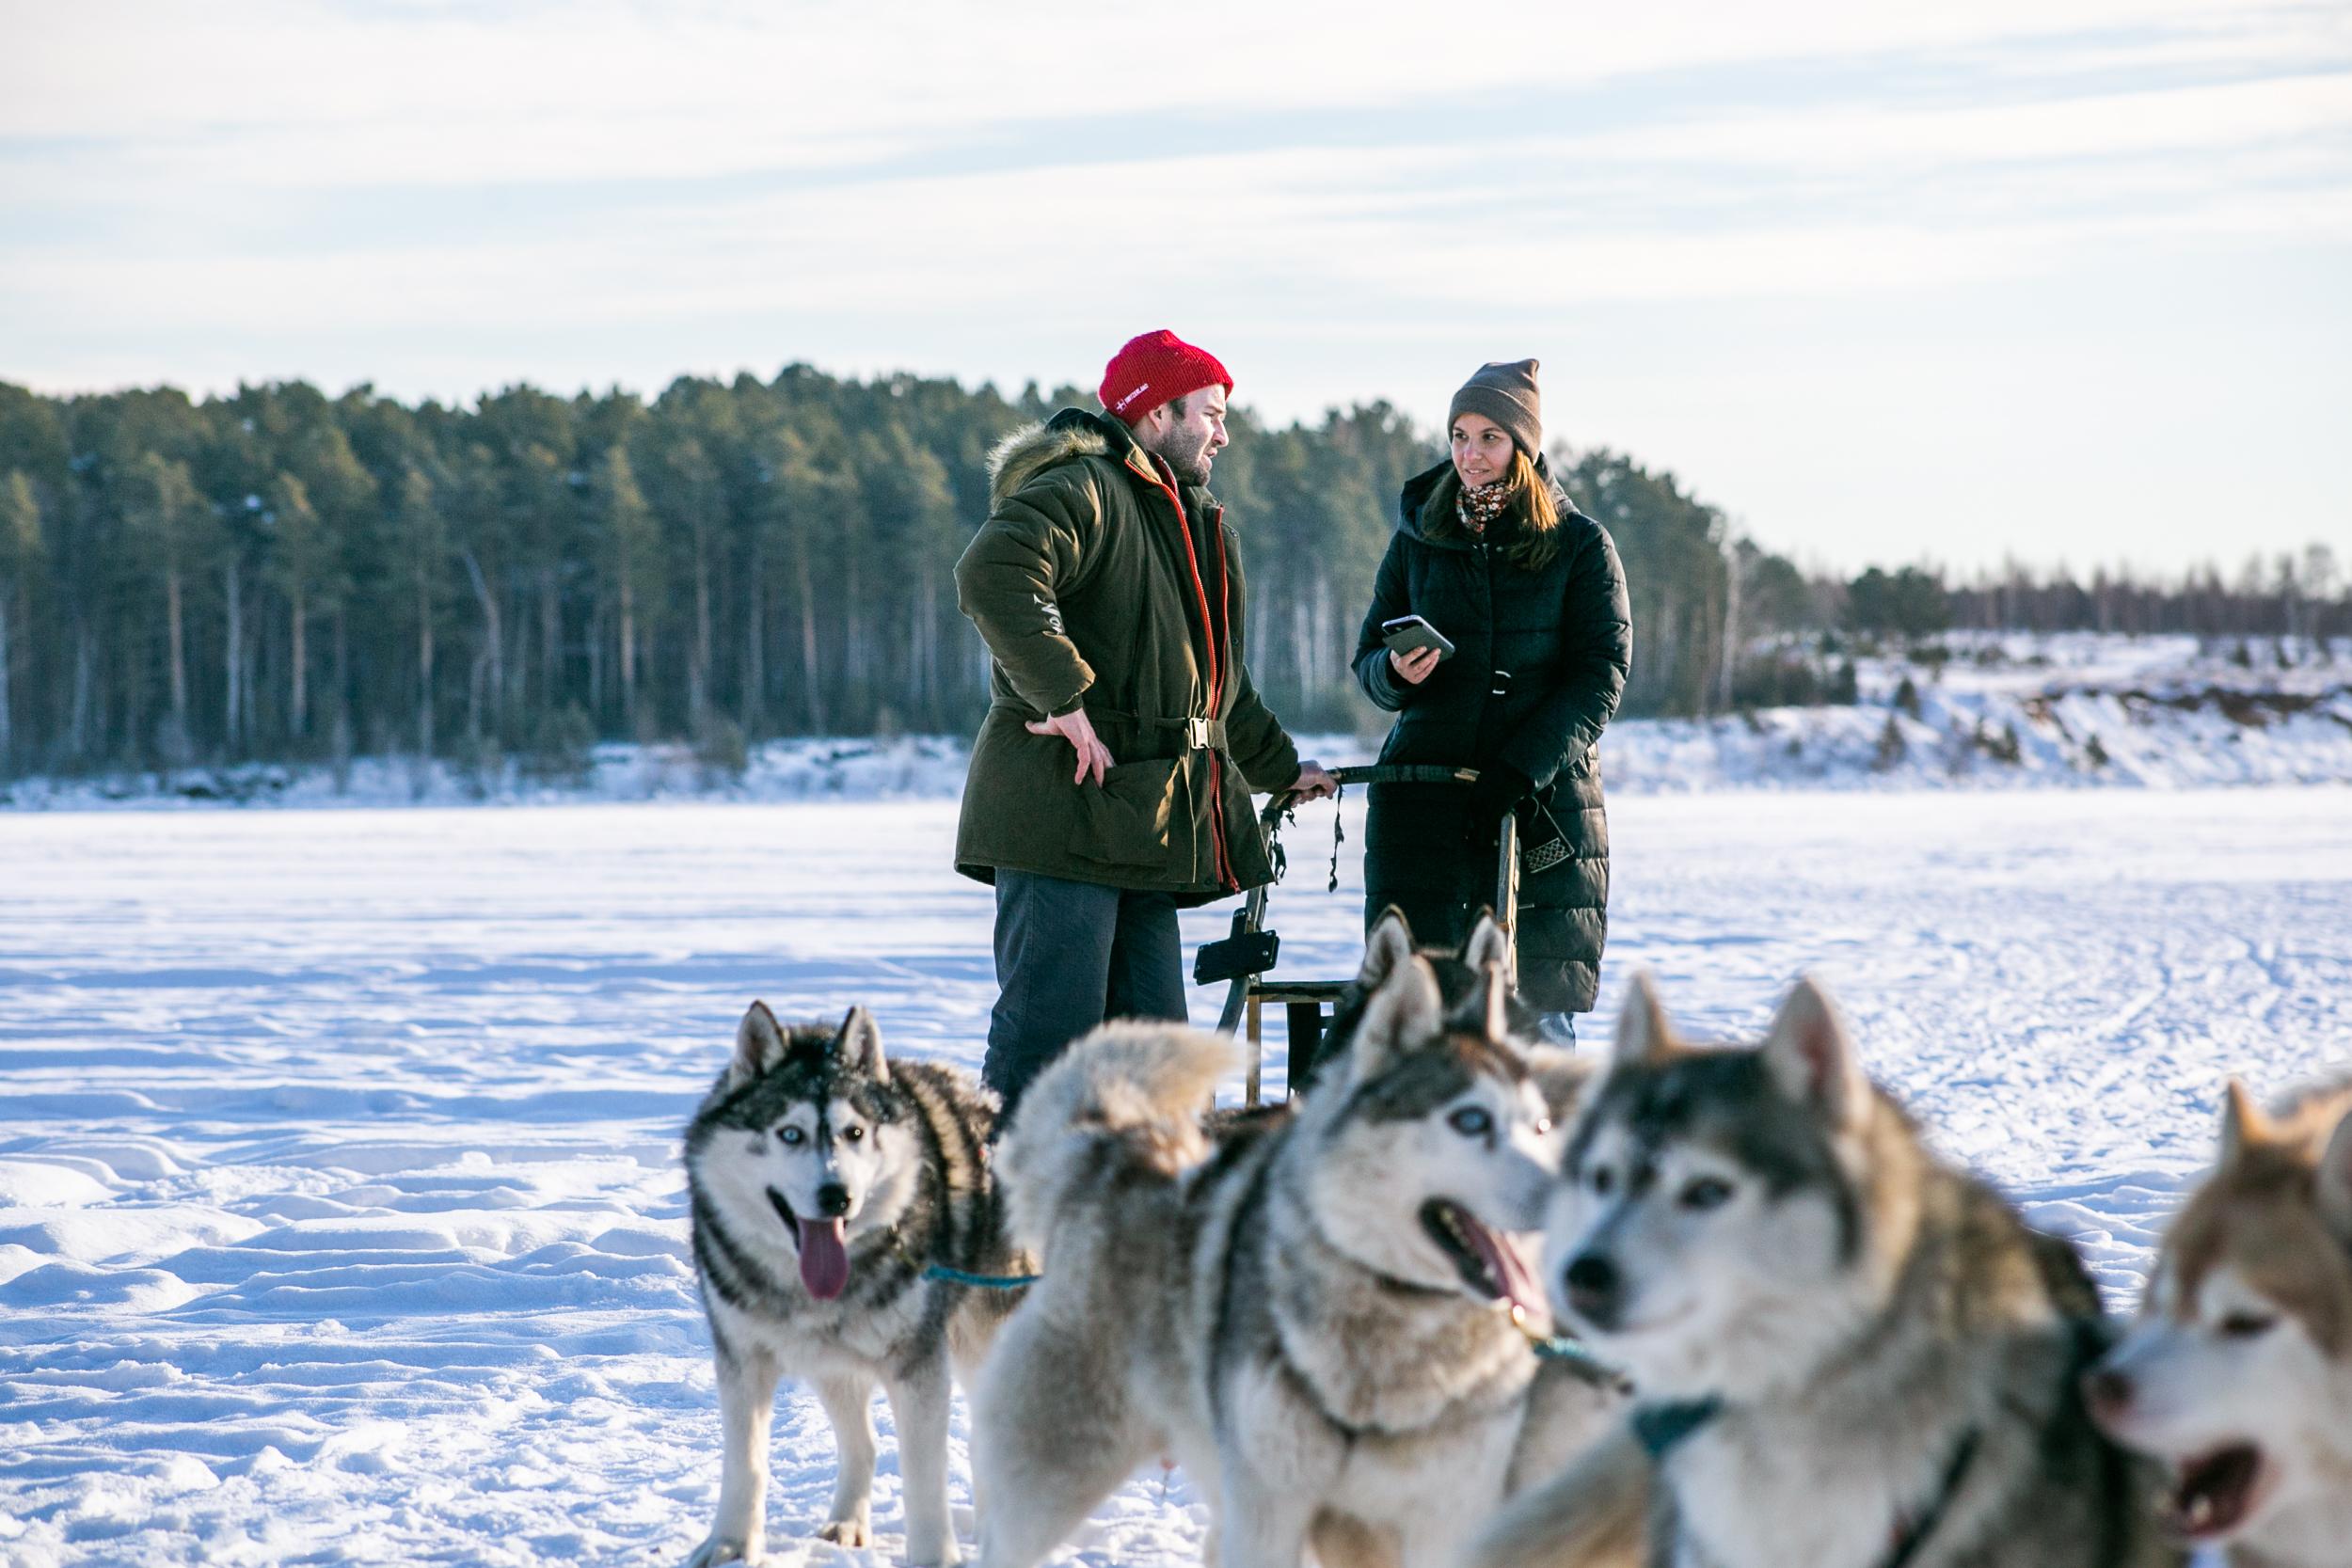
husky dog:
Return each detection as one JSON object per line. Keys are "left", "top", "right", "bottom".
{"left": 2085, "top": 1080, "right": 2352, "bottom": 1566}
{"left": 1302, "top": 907, "right": 1543, "bottom": 1096}
{"left": 971, "top": 944, "right": 1623, "bottom": 1568}
{"left": 1476, "top": 974, "right": 2182, "bottom": 1568}
{"left": 684, "top": 1003, "right": 1025, "bottom": 1568}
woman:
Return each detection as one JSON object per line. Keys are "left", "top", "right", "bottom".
{"left": 1352, "top": 359, "right": 1631, "bottom": 1039}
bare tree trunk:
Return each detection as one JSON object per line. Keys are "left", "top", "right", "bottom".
{"left": 223, "top": 563, "right": 243, "bottom": 752}
{"left": 539, "top": 566, "right": 560, "bottom": 713}
{"left": 0, "top": 586, "right": 12, "bottom": 766}
{"left": 461, "top": 552, "right": 502, "bottom": 743}
{"left": 290, "top": 585, "right": 309, "bottom": 740}
{"left": 1718, "top": 541, "right": 1743, "bottom": 714}
{"left": 742, "top": 546, "right": 765, "bottom": 735}
{"left": 1290, "top": 594, "right": 1312, "bottom": 707}
{"left": 618, "top": 573, "right": 638, "bottom": 736}
{"left": 70, "top": 626, "right": 91, "bottom": 760}
{"left": 691, "top": 529, "right": 712, "bottom": 727}
{"left": 795, "top": 541, "right": 824, "bottom": 733}
{"left": 166, "top": 565, "right": 188, "bottom": 738}
{"left": 587, "top": 598, "right": 603, "bottom": 723}
{"left": 417, "top": 563, "right": 436, "bottom": 756}
{"left": 505, "top": 608, "right": 526, "bottom": 726}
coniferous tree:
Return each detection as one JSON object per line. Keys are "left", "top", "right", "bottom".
{"left": 0, "top": 367, "right": 2340, "bottom": 783}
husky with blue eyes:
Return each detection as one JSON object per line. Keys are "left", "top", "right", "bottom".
{"left": 683, "top": 1004, "right": 1024, "bottom": 1568}
{"left": 1472, "top": 974, "right": 2183, "bottom": 1568}
{"left": 970, "top": 921, "right": 1624, "bottom": 1568}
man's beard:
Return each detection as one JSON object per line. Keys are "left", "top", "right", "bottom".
{"left": 1142, "top": 431, "right": 1214, "bottom": 487}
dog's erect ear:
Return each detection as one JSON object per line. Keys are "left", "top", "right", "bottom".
{"left": 1481, "top": 961, "right": 1512, "bottom": 1042}
{"left": 731, "top": 1001, "right": 787, "bottom": 1088}
{"left": 1359, "top": 908, "right": 1417, "bottom": 989}
{"left": 1761, "top": 975, "right": 1868, "bottom": 1132}
{"left": 2316, "top": 1105, "right": 2352, "bottom": 1246}
{"left": 833, "top": 1006, "right": 889, "bottom": 1084}
{"left": 1461, "top": 911, "right": 1513, "bottom": 989}
{"left": 1613, "top": 972, "right": 1676, "bottom": 1067}
{"left": 2218, "top": 1079, "right": 2265, "bottom": 1163}
{"left": 1350, "top": 955, "right": 1445, "bottom": 1080}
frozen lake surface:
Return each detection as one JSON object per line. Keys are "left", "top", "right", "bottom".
{"left": 3, "top": 787, "right": 2349, "bottom": 1565}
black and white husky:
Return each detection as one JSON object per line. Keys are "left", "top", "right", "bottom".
{"left": 683, "top": 1003, "right": 1024, "bottom": 1568}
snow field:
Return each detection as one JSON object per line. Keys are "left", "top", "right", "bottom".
{"left": 2, "top": 787, "right": 2349, "bottom": 1565}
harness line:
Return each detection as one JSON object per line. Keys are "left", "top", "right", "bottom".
{"left": 922, "top": 1264, "right": 1041, "bottom": 1290}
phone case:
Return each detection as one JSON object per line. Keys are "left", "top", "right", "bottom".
{"left": 1381, "top": 618, "right": 1454, "bottom": 659}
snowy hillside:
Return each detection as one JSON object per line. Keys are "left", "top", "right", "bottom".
{"left": 6, "top": 635, "right": 2347, "bottom": 811}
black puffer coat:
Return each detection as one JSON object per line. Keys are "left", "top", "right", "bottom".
{"left": 1351, "top": 460, "right": 1631, "bottom": 1012}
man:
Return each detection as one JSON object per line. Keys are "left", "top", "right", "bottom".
{"left": 954, "top": 329, "right": 1334, "bottom": 1117}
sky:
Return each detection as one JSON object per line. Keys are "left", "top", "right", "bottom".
{"left": 2, "top": 0, "right": 2347, "bottom": 576}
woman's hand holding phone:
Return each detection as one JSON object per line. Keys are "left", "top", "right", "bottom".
{"left": 1389, "top": 644, "right": 1441, "bottom": 685}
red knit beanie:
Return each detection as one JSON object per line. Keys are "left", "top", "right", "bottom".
{"left": 1098, "top": 330, "right": 1232, "bottom": 423}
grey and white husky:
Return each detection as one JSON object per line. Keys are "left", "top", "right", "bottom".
{"left": 971, "top": 942, "right": 1623, "bottom": 1568}
{"left": 2085, "top": 1080, "right": 2352, "bottom": 1567}
{"left": 683, "top": 1003, "right": 1025, "bottom": 1568}
{"left": 1475, "top": 974, "right": 2184, "bottom": 1568}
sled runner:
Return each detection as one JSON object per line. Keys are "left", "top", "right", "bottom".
{"left": 1197, "top": 764, "right": 1518, "bottom": 1104}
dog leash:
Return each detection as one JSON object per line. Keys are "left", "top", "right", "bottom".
{"left": 1881, "top": 1426, "right": 1980, "bottom": 1568}
{"left": 922, "top": 1264, "right": 1041, "bottom": 1290}
{"left": 1507, "top": 1305, "right": 1632, "bottom": 1389}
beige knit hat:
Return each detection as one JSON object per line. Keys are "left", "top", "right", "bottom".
{"left": 1447, "top": 359, "right": 1541, "bottom": 460}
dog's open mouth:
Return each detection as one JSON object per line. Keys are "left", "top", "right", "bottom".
{"left": 767, "top": 1187, "right": 850, "bottom": 1302}
{"left": 2167, "top": 1443, "right": 2268, "bottom": 1542}
{"left": 1420, "top": 1198, "right": 1539, "bottom": 1316}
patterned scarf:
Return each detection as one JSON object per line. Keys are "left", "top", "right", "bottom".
{"left": 1456, "top": 477, "right": 1512, "bottom": 537}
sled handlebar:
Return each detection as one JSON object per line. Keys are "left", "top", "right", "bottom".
{"left": 1262, "top": 763, "right": 1477, "bottom": 827}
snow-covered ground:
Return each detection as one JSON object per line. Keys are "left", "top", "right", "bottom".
{"left": 6, "top": 635, "right": 2348, "bottom": 810}
{"left": 4, "top": 787, "right": 2351, "bottom": 1566}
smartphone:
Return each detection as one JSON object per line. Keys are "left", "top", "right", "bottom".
{"left": 1381, "top": 614, "right": 1455, "bottom": 660}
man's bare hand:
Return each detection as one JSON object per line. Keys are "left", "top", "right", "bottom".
{"left": 1025, "top": 706, "right": 1115, "bottom": 786}
{"left": 1290, "top": 761, "right": 1337, "bottom": 802}
{"left": 1389, "top": 645, "right": 1441, "bottom": 686}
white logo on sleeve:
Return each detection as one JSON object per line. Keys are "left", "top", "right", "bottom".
{"left": 1033, "top": 593, "right": 1066, "bottom": 637}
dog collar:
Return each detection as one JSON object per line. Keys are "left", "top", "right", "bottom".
{"left": 1881, "top": 1426, "right": 1980, "bottom": 1568}
{"left": 1631, "top": 1397, "right": 1723, "bottom": 1458}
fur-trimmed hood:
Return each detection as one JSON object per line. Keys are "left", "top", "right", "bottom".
{"left": 987, "top": 408, "right": 1119, "bottom": 505}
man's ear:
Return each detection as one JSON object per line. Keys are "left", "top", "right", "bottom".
{"left": 1127, "top": 400, "right": 1169, "bottom": 445}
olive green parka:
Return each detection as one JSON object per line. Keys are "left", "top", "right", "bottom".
{"left": 952, "top": 408, "right": 1301, "bottom": 904}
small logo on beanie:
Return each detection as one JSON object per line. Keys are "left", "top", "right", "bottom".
{"left": 1115, "top": 381, "right": 1151, "bottom": 413}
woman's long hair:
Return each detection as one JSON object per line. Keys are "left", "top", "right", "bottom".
{"left": 1418, "top": 447, "right": 1562, "bottom": 571}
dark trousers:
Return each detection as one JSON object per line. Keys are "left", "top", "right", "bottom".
{"left": 983, "top": 870, "right": 1186, "bottom": 1121}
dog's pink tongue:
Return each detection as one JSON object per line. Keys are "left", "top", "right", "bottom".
{"left": 799, "top": 1217, "right": 850, "bottom": 1300}
{"left": 1468, "top": 1216, "right": 1544, "bottom": 1319}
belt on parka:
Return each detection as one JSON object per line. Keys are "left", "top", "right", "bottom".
{"left": 1088, "top": 707, "right": 1230, "bottom": 761}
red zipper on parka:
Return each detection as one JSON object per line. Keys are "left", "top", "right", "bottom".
{"left": 1141, "top": 458, "right": 1234, "bottom": 892}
